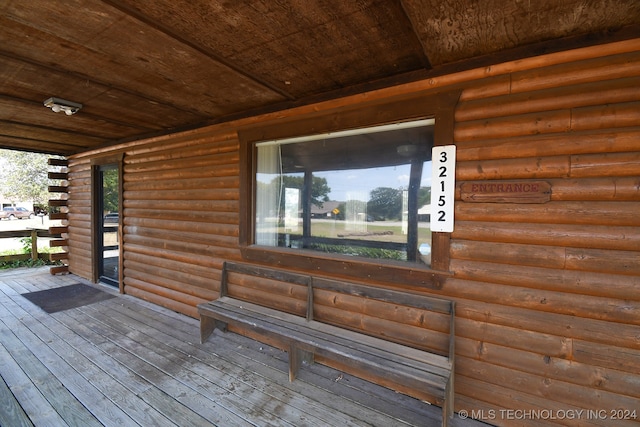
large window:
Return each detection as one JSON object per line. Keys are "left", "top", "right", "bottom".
{"left": 254, "top": 119, "right": 434, "bottom": 266}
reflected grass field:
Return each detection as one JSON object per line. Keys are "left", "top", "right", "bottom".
{"left": 288, "top": 219, "right": 432, "bottom": 243}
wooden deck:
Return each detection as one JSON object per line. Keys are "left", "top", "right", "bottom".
{"left": 0, "top": 267, "right": 488, "bottom": 427}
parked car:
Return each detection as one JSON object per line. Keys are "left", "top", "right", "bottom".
{"left": 103, "top": 213, "right": 119, "bottom": 224}
{"left": 0, "top": 206, "right": 34, "bottom": 220}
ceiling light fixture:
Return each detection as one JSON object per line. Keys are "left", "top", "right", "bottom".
{"left": 44, "top": 97, "right": 82, "bottom": 116}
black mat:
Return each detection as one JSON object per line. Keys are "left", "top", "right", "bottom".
{"left": 21, "top": 283, "right": 116, "bottom": 313}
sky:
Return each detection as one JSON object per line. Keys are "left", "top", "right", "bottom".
{"left": 315, "top": 161, "right": 433, "bottom": 202}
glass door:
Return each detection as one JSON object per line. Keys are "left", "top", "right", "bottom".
{"left": 98, "top": 165, "right": 119, "bottom": 286}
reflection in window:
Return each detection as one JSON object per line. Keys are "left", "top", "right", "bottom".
{"left": 255, "top": 119, "right": 434, "bottom": 265}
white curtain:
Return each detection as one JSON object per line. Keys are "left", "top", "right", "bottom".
{"left": 255, "top": 144, "right": 282, "bottom": 246}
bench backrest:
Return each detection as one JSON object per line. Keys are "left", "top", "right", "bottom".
{"left": 221, "top": 261, "right": 455, "bottom": 361}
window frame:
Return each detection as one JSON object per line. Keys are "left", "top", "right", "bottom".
{"left": 239, "top": 89, "right": 460, "bottom": 289}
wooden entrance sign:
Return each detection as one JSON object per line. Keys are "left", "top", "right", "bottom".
{"left": 460, "top": 180, "right": 551, "bottom": 204}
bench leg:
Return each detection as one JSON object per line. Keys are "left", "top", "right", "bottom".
{"left": 200, "top": 315, "right": 227, "bottom": 344}
{"left": 289, "top": 343, "right": 313, "bottom": 382}
{"left": 442, "top": 374, "right": 454, "bottom": 427}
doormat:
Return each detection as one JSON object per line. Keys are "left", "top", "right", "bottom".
{"left": 21, "top": 283, "right": 116, "bottom": 314}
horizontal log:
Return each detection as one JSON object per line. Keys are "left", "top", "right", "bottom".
{"left": 123, "top": 164, "right": 239, "bottom": 182}
{"left": 456, "top": 156, "right": 570, "bottom": 180}
{"left": 123, "top": 175, "right": 239, "bottom": 192}
{"left": 456, "top": 375, "right": 575, "bottom": 427}
{"left": 455, "top": 201, "right": 640, "bottom": 227}
{"left": 124, "top": 200, "right": 238, "bottom": 214}
{"left": 124, "top": 208, "right": 238, "bottom": 225}
{"left": 458, "top": 74, "right": 511, "bottom": 101}
{"left": 454, "top": 110, "right": 571, "bottom": 142}
{"left": 67, "top": 226, "right": 91, "bottom": 237}
{"left": 455, "top": 316, "right": 570, "bottom": 358}
{"left": 313, "top": 287, "right": 450, "bottom": 332}
{"left": 456, "top": 76, "right": 640, "bottom": 122}
{"left": 124, "top": 151, "right": 239, "bottom": 174}
{"left": 48, "top": 226, "right": 68, "bottom": 235}
{"left": 125, "top": 138, "right": 239, "bottom": 164}
{"left": 227, "top": 282, "right": 306, "bottom": 317}
{"left": 458, "top": 357, "right": 639, "bottom": 418}
{"left": 457, "top": 336, "right": 640, "bottom": 398}
{"left": 570, "top": 151, "right": 640, "bottom": 178}
{"left": 48, "top": 158, "right": 68, "bottom": 166}
{"left": 571, "top": 101, "right": 640, "bottom": 131}
{"left": 314, "top": 304, "right": 449, "bottom": 355}
{"left": 47, "top": 172, "right": 68, "bottom": 180}
{"left": 49, "top": 239, "right": 68, "bottom": 247}
{"left": 451, "top": 240, "right": 565, "bottom": 269}
{"left": 66, "top": 240, "right": 91, "bottom": 253}
{"left": 48, "top": 185, "right": 68, "bottom": 193}
{"left": 547, "top": 177, "right": 640, "bottom": 201}
{"left": 565, "top": 247, "right": 640, "bottom": 276}
{"left": 228, "top": 271, "right": 307, "bottom": 301}
{"left": 125, "top": 129, "right": 238, "bottom": 159}
{"left": 68, "top": 264, "right": 91, "bottom": 281}
{"left": 67, "top": 247, "right": 91, "bottom": 261}
{"left": 123, "top": 276, "right": 204, "bottom": 307}
{"left": 124, "top": 233, "right": 234, "bottom": 258}
{"left": 48, "top": 199, "right": 68, "bottom": 207}
{"left": 573, "top": 340, "right": 640, "bottom": 373}
{"left": 123, "top": 263, "right": 216, "bottom": 301}
{"left": 124, "top": 217, "right": 238, "bottom": 237}
{"left": 455, "top": 128, "right": 640, "bottom": 162}
{"left": 125, "top": 226, "right": 237, "bottom": 249}
{"left": 452, "top": 221, "right": 640, "bottom": 251}
{"left": 49, "top": 265, "right": 68, "bottom": 275}
{"left": 123, "top": 188, "right": 239, "bottom": 201}
{"left": 67, "top": 199, "right": 91, "bottom": 208}
{"left": 68, "top": 169, "right": 92, "bottom": 185}
{"left": 462, "top": 300, "right": 614, "bottom": 355}
{"left": 124, "top": 251, "right": 220, "bottom": 285}
{"left": 511, "top": 49, "right": 640, "bottom": 95}
{"left": 65, "top": 182, "right": 91, "bottom": 192}
{"left": 445, "top": 277, "right": 640, "bottom": 326}
{"left": 452, "top": 240, "right": 640, "bottom": 276}
{"left": 48, "top": 212, "right": 68, "bottom": 220}
{"left": 123, "top": 242, "right": 220, "bottom": 268}
{"left": 123, "top": 283, "right": 199, "bottom": 318}
{"left": 49, "top": 252, "right": 68, "bottom": 261}
{"left": 450, "top": 259, "right": 640, "bottom": 301}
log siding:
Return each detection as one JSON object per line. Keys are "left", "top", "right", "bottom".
{"left": 66, "top": 39, "right": 640, "bottom": 426}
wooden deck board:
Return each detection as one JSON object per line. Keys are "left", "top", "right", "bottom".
{"left": 0, "top": 267, "right": 488, "bottom": 427}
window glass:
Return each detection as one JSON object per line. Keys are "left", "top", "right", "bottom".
{"left": 254, "top": 119, "right": 434, "bottom": 265}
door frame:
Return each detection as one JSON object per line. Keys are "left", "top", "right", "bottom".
{"left": 91, "top": 154, "right": 124, "bottom": 292}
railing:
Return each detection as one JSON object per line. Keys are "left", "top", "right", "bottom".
{"left": 0, "top": 229, "right": 61, "bottom": 262}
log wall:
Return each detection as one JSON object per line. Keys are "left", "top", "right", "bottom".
{"left": 66, "top": 39, "right": 640, "bottom": 426}
{"left": 448, "top": 49, "right": 640, "bottom": 426}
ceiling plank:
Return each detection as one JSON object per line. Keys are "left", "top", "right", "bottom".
{"left": 1, "top": 3, "right": 286, "bottom": 116}
{"left": 402, "top": 0, "right": 640, "bottom": 66}
{"left": 107, "top": 0, "right": 429, "bottom": 97}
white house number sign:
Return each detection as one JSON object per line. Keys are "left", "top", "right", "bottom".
{"left": 430, "top": 145, "right": 456, "bottom": 233}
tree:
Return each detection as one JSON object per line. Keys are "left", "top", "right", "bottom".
{"left": 0, "top": 150, "right": 61, "bottom": 206}
{"left": 367, "top": 187, "right": 402, "bottom": 220}
{"left": 280, "top": 175, "right": 330, "bottom": 207}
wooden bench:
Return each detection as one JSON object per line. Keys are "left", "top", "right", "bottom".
{"left": 198, "top": 261, "right": 456, "bottom": 426}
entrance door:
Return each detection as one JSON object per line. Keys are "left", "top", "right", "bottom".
{"left": 97, "top": 165, "right": 119, "bottom": 286}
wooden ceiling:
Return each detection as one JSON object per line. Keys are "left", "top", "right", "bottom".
{"left": 1, "top": 0, "right": 639, "bottom": 156}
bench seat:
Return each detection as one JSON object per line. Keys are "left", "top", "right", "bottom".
{"left": 198, "top": 261, "right": 455, "bottom": 426}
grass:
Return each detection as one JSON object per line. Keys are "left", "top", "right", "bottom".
{"left": 0, "top": 237, "right": 62, "bottom": 269}
{"left": 309, "top": 220, "right": 432, "bottom": 243}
